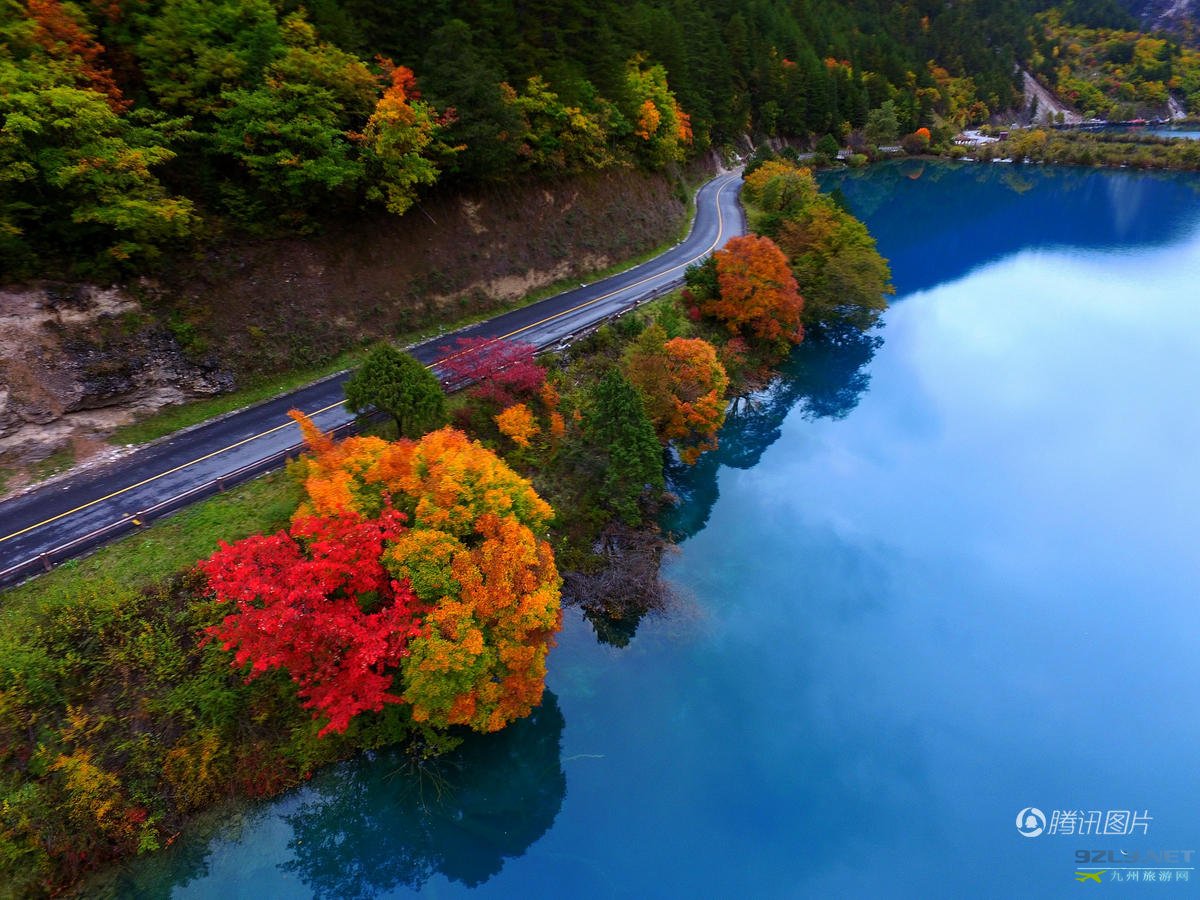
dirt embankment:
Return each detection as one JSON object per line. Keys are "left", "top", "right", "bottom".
{"left": 0, "top": 166, "right": 696, "bottom": 479}
{"left": 159, "top": 166, "right": 695, "bottom": 384}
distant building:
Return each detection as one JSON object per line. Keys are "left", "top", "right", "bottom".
{"left": 954, "top": 129, "right": 1001, "bottom": 147}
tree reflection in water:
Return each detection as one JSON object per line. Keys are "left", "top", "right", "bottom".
{"left": 664, "top": 327, "right": 882, "bottom": 543}
{"left": 581, "top": 327, "right": 881, "bottom": 647}
{"left": 281, "top": 691, "right": 566, "bottom": 898}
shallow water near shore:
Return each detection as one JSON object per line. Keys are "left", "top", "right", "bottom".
{"left": 102, "top": 161, "right": 1200, "bottom": 898}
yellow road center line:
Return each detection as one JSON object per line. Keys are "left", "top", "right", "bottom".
{"left": 0, "top": 175, "right": 737, "bottom": 547}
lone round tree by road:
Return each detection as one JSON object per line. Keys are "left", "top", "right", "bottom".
{"left": 344, "top": 345, "right": 446, "bottom": 437}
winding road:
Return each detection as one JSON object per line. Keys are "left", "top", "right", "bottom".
{"left": 0, "top": 170, "right": 744, "bottom": 588}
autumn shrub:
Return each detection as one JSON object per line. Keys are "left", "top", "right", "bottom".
{"left": 495, "top": 402, "right": 540, "bottom": 448}
{"left": 901, "top": 127, "right": 932, "bottom": 154}
{"left": 213, "top": 418, "right": 562, "bottom": 735}
{"left": 0, "top": 570, "right": 346, "bottom": 896}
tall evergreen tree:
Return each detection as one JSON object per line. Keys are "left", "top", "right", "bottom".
{"left": 420, "top": 19, "right": 522, "bottom": 181}
{"left": 585, "top": 370, "right": 664, "bottom": 525}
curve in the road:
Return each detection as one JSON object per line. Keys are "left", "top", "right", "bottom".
{"left": 0, "top": 171, "right": 744, "bottom": 587}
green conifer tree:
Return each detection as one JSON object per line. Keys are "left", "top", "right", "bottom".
{"left": 343, "top": 345, "right": 446, "bottom": 437}
{"left": 585, "top": 370, "right": 664, "bottom": 524}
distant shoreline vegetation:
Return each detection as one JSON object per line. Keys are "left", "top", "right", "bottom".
{"left": 950, "top": 128, "right": 1200, "bottom": 171}
{"left": 799, "top": 122, "right": 1200, "bottom": 174}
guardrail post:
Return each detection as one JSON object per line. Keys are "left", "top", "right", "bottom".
{"left": 40, "top": 553, "right": 51, "bottom": 573}
{"left": 217, "top": 476, "right": 226, "bottom": 492}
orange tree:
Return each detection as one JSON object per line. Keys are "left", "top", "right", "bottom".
{"left": 285, "top": 417, "right": 561, "bottom": 733}
{"left": 622, "top": 324, "right": 729, "bottom": 464}
{"left": 495, "top": 402, "right": 539, "bottom": 449}
{"left": 700, "top": 234, "right": 804, "bottom": 349}
{"left": 738, "top": 158, "right": 892, "bottom": 334}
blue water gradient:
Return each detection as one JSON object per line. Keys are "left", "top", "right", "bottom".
{"left": 98, "top": 163, "right": 1200, "bottom": 898}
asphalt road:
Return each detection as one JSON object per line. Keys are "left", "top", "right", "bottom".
{"left": 0, "top": 170, "right": 744, "bottom": 588}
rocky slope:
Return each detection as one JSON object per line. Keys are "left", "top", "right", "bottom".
{"left": 0, "top": 165, "right": 698, "bottom": 489}
{"left": 0, "top": 284, "right": 232, "bottom": 480}
{"left": 1122, "top": 0, "right": 1199, "bottom": 39}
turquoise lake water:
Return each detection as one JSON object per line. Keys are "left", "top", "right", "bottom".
{"left": 1147, "top": 128, "right": 1200, "bottom": 140}
{"left": 103, "top": 162, "right": 1200, "bottom": 898}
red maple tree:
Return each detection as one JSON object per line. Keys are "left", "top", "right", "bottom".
{"left": 27, "top": 0, "right": 129, "bottom": 110}
{"left": 201, "top": 509, "right": 426, "bottom": 736}
{"left": 437, "top": 337, "right": 546, "bottom": 407}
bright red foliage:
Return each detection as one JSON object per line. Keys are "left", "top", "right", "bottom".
{"left": 375, "top": 56, "right": 420, "bottom": 99}
{"left": 201, "top": 509, "right": 426, "bottom": 736}
{"left": 437, "top": 337, "right": 546, "bottom": 407}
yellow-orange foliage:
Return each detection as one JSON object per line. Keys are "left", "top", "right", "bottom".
{"left": 744, "top": 159, "right": 807, "bottom": 198}
{"left": 636, "top": 99, "right": 661, "bottom": 139}
{"left": 292, "top": 416, "right": 553, "bottom": 535}
{"left": 675, "top": 103, "right": 693, "bottom": 144}
{"left": 495, "top": 402, "right": 539, "bottom": 449}
{"left": 709, "top": 234, "right": 804, "bottom": 345}
{"left": 741, "top": 160, "right": 817, "bottom": 209}
{"left": 289, "top": 416, "right": 561, "bottom": 732}
{"left": 623, "top": 326, "right": 729, "bottom": 464}
{"left": 391, "top": 513, "right": 560, "bottom": 731}
{"left": 289, "top": 410, "right": 389, "bottom": 518}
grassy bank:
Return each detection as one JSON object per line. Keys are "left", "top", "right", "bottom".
{"left": 0, "top": 470, "right": 350, "bottom": 898}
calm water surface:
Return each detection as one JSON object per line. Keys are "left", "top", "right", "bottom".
{"left": 104, "top": 162, "right": 1200, "bottom": 898}
{"left": 1115, "top": 125, "right": 1200, "bottom": 141}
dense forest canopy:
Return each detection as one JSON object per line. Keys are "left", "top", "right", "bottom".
{"left": 0, "top": 0, "right": 1168, "bottom": 276}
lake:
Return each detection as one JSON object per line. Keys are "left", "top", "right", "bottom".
{"left": 100, "top": 161, "right": 1200, "bottom": 898}
{"left": 1108, "top": 125, "right": 1200, "bottom": 141}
